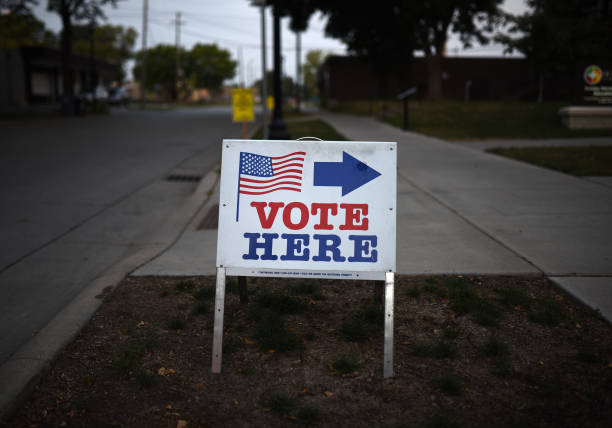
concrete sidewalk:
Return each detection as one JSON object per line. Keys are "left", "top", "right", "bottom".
{"left": 135, "top": 111, "right": 612, "bottom": 321}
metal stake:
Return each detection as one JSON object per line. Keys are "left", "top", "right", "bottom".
{"left": 211, "top": 267, "right": 226, "bottom": 373}
{"left": 383, "top": 271, "right": 395, "bottom": 378}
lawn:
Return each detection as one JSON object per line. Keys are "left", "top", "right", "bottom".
{"left": 329, "top": 100, "right": 612, "bottom": 141}
{"left": 252, "top": 118, "right": 347, "bottom": 141}
{"left": 8, "top": 274, "right": 612, "bottom": 427}
{"left": 487, "top": 145, "right": 612, "bottom": 176}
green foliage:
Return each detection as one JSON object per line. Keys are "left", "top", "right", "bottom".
{"left": 175, "top": 279, "right": 196, "bottom": 292}
{"left": 167, "top": 316, "right": 187, "bottom": 331}
{"left": 482, "top": 335, "right": 510, "bottom": 357}
{"left": 0, "top": 11, "right": 57, "bottom": 49}
{"left": 412, "top": 340, "right": 458, "bottom": 359}
{"left": 296, "top": 405, "right": 322, "bottom": 426}
{"left": 192, "top": 302, "right": 209, "bottom": 315}
{"left": 133, "top": 44, "right": 185, "bottom": 97}
{"left": 433, "top": 374, "right": 463, "bottom": 396}
{"left": 262, "top": 391, "right": 297, "bottom": 415}
{"left": 528, "top": 298, "right": 565, "bottom": 326}
{"left": 329, "top": 356, "right": 360, "bottom": 375}
{"left": 339, "top": 318, "right": 371, "bottom": 343}
{"left": 302, "top": 50, "right": 326, "bottom": 99}
{"left": 488, "top": 146, "right": 612, "bottom": 177}
{"left": 496, "top": 287, "right": 533, "bottom": 308}
{"left": 194, "top": 285, "right": 215, "bottom": 301}
{"left": 254, "top": 310, "right": 302, "bottom": 353}
{"left": 184, "top": 43, "right": 236, "bottom": 91}
{"left": 255, "top": 292, "right": 308, "bottom": 315}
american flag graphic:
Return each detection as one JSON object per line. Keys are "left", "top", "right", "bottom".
{"left": 235, "top": 151, "right": 306, "bottom": 220}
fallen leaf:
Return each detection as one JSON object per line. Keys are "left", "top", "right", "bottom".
{"left": 166, "top": 404, "right": 173, "bottom": 410}
{"left": 324, "top": 391, "right": 335, "bottom": 397}
{"left": 575, "top": 324, "right": 582, "bottom": 329}
{"left": 243, "top": 338, "right": 256, "bottom": 345}
{"left": 177, "top": 420, "right": 188, "bottom": 428}
{"left": 158, "top": 367, "right": 176, "bottom": 376}
{"left": 300, "top": 388, "right": 309, "bottom": 395}
{"left": 233, "top": 399, "right": 239, "bottom": 405}
{"left": 287, "top": 415, "right": 297, "bottom": 420}
{"left": 268, "top": 349, "right": 275, "bottom": 355}
{"left": 402, "top": 341, "right": 412, "bottom": 345}
{"left": 137, "top": 321, "right": 146, "bottom": 328}
{"left": 555, "top": 294, "right": 564, "bottom": 301}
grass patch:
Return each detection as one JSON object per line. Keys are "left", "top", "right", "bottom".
{"left": 253, "top": 119, "right": 346, "bottom": 140}
{"left": 193, "top": 285, "right": 215, "bottom": 300}
{"left": 482, "top": 335, "right": 510, "bottom": 357}
{"left": 167, "top": 316, "right": 187, "bottom": 331}
{"left": 175, "top": 279, "right": 196, "bottom": 292}
{"left": 255, "top": 292, "right": 308, "bottom": 315}
{"left": 339, "top": 318, "right": 372, "bottom": 343}
{"left": 262, "top": 391, "right": 297, "bottom": 415}
{"left": 223, "top": 335, "right": 244, "bottom": 354}
{"left": 110, "top": 327, "right": 157, "bottom": 377}
{"left": 287, "top": 281, "right": 317, "bottom": 296}
{"left": 432, "top": 373, "right": 463, "bottom": 396}
{"left": 356, "top": 304, "right": 384, "bottom": 325}
{"left": 192, "top": 302, "right": 209, "bottom": 315}
{"left": 331, "top": 100, "right": 612, "bottom": 140}
{"left": 445, "top": 278, "right": 503, "bottom": 327}
{"left": 492, "top": 356, "right": 512, "bottom": 378}
{"left": 487, "top": 146, "right": 612, "bottom": 176}
{"left": 496, "top": 287, "right": 532, "bottom": 309}
{"left": 424, "top": 409, "right": 461, "bottom": 428}
{"left": 528, "top": 298, "right": 565, "bottom": 326}
{"left": 329, "top": 356, "right": 360, "bottom": 375}
{"left": 136, "top": 370, "right": 156, "bottom": 389}
{"left": 296, "top": 405, "right": 322, "bottom": 426}
{"left": 442, "top": 327, "right": 461, "bottom": 340}
{"left": 412, "top": 340, "right": 457, "bottom": 359}
{"left": 254, "top": 311, "right": 303, "bottom": 353}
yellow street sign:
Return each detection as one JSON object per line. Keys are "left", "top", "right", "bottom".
{"left": 267, "top": 95, "right": 274, "bottom": 110}
{"left": 232, "top": 88, "right": 254, "bottom": 122}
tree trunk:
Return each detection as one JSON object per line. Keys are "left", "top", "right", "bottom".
{"left": 60, "top": 2, "right": 75, "bottom": 114}
{"left": 426, "top": 53, "right": 443, "bottom": 100}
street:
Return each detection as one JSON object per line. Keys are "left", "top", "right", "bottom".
{"left": 0, "top": 106, "right": 243, "bottom": 366}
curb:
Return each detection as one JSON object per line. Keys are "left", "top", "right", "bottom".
{"left": 0, "top": 168, "right": 220, "bottom": 420}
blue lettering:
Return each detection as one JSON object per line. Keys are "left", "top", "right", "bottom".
{"left": 348, "top": 235, "right": 378, "bottom": 262}
{"left": 312, "top": 234, "right": 346, "bottom": 262}
{"left": 280, "top": 234, "right": 310, "bottom": 261}
{"left": 242, "top": 233, "right": 278, "bottom": 260}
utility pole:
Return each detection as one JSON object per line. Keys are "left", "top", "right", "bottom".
{"left": 172, "top": 11, "right": 186, "bottom": 100}
{"left": 140, "top": 0, "right": 148, "bottom": 109}
{"left": 268, "top": 4, "right": 289, "bottom": 139}
{"left": 258, "top": 1, "right": 268, "bottom": 139}
{"left": 296, "top": 31, "right": 301, "bottom": 112}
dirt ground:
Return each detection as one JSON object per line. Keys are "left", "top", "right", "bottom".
{"left": 5, "top": 274, "right": 612, "bottom": 428}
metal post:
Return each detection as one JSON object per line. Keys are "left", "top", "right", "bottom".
{"left": 140, "top": 0, "right": 148, "bottom": 109}
{"left": 383, "top": 271, "right": 395, "bottom": 378}
{"left": 402, "top": 98, "right": 409, "bottom": 130}
{"left": 296, "top": 31, "right": 301, "bottom": 112}
{"left": 268, "top": 5, "right": 290, "bottom": 139}
{"left": 211, "top": 267, "right": 227, "bottom": 373}
{"left": 260, "top": 3, "right": 269, "bottom": 139}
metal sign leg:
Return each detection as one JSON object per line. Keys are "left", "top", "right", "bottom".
{"left": 211, "top": 267, "right": 226, "bottom": 373}
{"left": 383, "top": 271, "right": 395, "bottom": 378}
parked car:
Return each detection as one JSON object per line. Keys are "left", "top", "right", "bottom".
{"left": 109, "top": 87, "right": 130, "bottom": 106}
{"left": 79, "top": 85, "right": 109, "bottom": 103}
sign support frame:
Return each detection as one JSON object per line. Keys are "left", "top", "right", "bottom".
{"left": 211, "top": 267, "right": 226, "bottom": 374}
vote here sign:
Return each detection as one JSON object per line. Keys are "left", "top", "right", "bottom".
{"left": 216, "top": 139, "right": 396, "bottom": 280}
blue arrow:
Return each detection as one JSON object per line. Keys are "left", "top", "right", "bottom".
{"left": 313, "top": 151, "right": 381, "bottom": 196}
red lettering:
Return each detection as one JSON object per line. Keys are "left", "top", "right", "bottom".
{"left": 339, "top": 203, "right": 368, "bottom": 230}
{"left": 251, "top": 201, "right": 284, "bottom": 229}
{"left": 311, "top": 203, "right": 337, "bottom": 230}
{"left": 283, "top": 202, "right": 309, "bottom": 230}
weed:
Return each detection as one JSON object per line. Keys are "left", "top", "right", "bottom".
{"left": 406, "top": 286, "right": 421, "bottom": 298}
{"left": 296, "top": 405, "right": 322, "bottom": 426}
{"left": 194, "top": 285, "right": 215, "bottom": 301}
{"left": 110, "top": 345, "right": 143, "bottom": 376}
{"left": 492, "top": 356, "right": 512, "bottom": 378}
{"left": 432, "top": 374, "right": 463, "bottom": 396}
{"left": 254, "top": 311, "right": 302, "bottom": 353}
{"left": 159, "top": 289, "right": 169, "bottom": 297}
{"left": 412, "top": 340, "right": 457, "bottom": 359}
{"left": 357, "top": 304, "right": 384, "bottom": 325}
{"left": 442, "top": 327, "right": 461, "bottom": 340}
{"left": 424, "top": 410, "right": 461, "bottom": 428}
{"left": 288, "top": 281, "right": 317, "bottom": 296}
{"left": 256, "top": 292, "right": 308, "bottom": 315}
{"left": 136, "top": 370, "right": 156, "bottom": 388}
{"left": 167, "top": 316, "right": 187, "bottom": 331}
{"left": 223, "top": 335, "right": 244, "bottom": 354}
{"left": 482, "top": 335, "right": 510, "bottom": 357}
{"left": 329, "top": 356, "right": 360, "bottom": 375}
{"left": 528, "top": 298, "right": 565, "bottom": 326}
{"left": 175, "top": 279, "right": 196, "bottom": 292}
{"left": 496, "top": 287, "right": 532, "bottom": 308}
{"left": 421, "top": 277, "right": 448, "bottom": 297}
{"left": 575, "top": 345, "right": 607, "bottom": 364}
{"left": 192, "top": 302, "right": 209, "bottom": 315}
{"left": 262, "top": 391, "right": 297, "bottom": 415}
{"left": 447, "top": 280, "right": 502, "bottom": 327}
{"left": 340, "top": 318, "right": 372, "bottom": 343}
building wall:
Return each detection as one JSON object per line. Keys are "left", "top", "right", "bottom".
{"left": 0, "top": 50, "right": 27, "bottom": 110}
{"left": 320, "top": 56, "right": 574, "bottom": 103}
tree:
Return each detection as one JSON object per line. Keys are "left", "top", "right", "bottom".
{"left": 47, "top": 0, "right": 116, "bottom": 113}
{"left": 184, "top": 43, "right": 236, "bottom": 92}
{"left": 302, "top": 49, "right": 325, "bottom": 100}
{"left": 133, "top": 45, "right": 185, "bottom": 100}
{"left": 71, "top": 23, "right": 137, "bottom": 81}
{"left": 0, "top": 0, "right": 57, "bottom": 48}
{"left": 497, "top": 0, "right": 612, "bottom": 102}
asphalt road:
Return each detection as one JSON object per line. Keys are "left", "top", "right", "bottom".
{"left": 0, "top": 106, "right": 243, "bottom": 366}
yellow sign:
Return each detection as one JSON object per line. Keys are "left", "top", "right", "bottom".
{"left": 232, "top": 89, "right": 254, "bottom": 122}
{"left": 267, "top": 95, "right": 274, "bottom": 110}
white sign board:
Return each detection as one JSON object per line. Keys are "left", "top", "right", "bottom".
{"left": 216, "top": 139, "right": 396, "bottom": 280}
